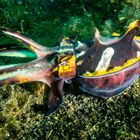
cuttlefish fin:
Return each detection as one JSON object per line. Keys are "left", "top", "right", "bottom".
{"left": 2, "top": 29, "right": 48, "bottom": 58}
{"left": 43, "top": 79, "right": 64, "bottom": 115}
{"left": 122, "top": 20, "right": 140, "bottom": 42}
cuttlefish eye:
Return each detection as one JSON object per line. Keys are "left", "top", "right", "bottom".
{"left": 77, "top": 20, "right": 140, "bottom": 98}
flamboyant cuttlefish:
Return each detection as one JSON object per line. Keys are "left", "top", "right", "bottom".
{"left": 0, "top": 20, "right": 140, "bottom": 114}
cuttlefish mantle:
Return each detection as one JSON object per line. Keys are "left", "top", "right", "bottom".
{"left": 77, "top": 20, "right": 140, "bottom": 76}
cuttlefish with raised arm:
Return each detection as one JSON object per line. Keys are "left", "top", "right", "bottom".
{"left": 0, "top": 20, "right": 140, "bottom": 114}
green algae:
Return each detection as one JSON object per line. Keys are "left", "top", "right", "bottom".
{"left": 0, "top": 80, "right": 139, "bottom": 139}
{"left": 0, "top": 0, "right": 140, "bottom": 139}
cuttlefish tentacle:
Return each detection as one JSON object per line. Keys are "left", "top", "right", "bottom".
{"left": 0, "top": 49, "right": 36, "bottom": 73}
{"left": 45, "top": 79, "right": 64, "bottom": 115}
{"left": 0, "top": 49, "right": 36, "bottom": 58}
{"left": 2, "top": 29, "right": 49, "bottom": 58}
{"left": 0, "top": 28, "right": 77, "bottom": 114}
{"left": 0, "top": 54, "right": 65, "bottom": 113}
{"left": 0, "top": 57, "right": 54, "bottom": 85}
{"left": 0, "top": 64, "right": 24, "bottom": 70}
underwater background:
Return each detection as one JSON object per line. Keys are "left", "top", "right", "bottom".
{"left": 0, "top": 0, "right": 140, "bottom": 139}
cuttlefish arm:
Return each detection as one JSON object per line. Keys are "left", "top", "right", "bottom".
{"left": 0, "top": 55, "right": 64, "bottom": 114}
{"left": 0, "top": 48, "right": 36, "bottom": 59}
{"left": 0, "top": 64, "right": 25, "bottom": 70}
{"left": 2, "top": 29, "right": 49, "bottom": 58}
{"left": 0, "top": 29, "right": 76, "bottom": 114}
{"left": 0, "top": 49, "right": 37, "bottom": 66}
{"left": 44, "top": 79, "right": 64, "bottom": 115}
{"left": 0, "top": 58, "right": 49, "bottom": 84}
